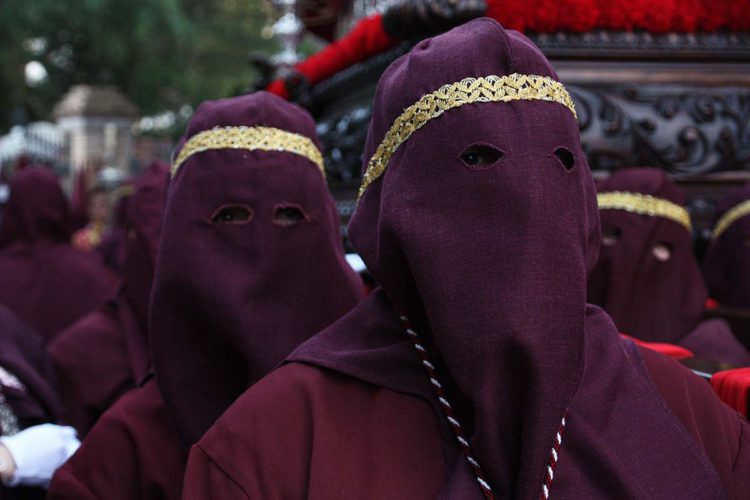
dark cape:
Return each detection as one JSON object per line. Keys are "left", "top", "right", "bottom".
{"left": 48, "top": 162, "right": 169, "bottom": 436}
{"left": 0, "top": 305, "right": 61, "bottom": 500}
{"left": 185, "top": 20, "right": 750, "bottom": 499}
{"left": 0, "top": 168, "right": 114, "bottom": 340}
{"left": 48, "top": 92, "right": 363, "bottom": 500}
{"left": 589, "top": 167, "right": 750, "bottom": 366}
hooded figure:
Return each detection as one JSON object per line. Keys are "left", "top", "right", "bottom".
{"left": 703, "top": 183, "right": 750, "bottom": 309}
{"left": 48, "top": 162, "right": 169, "bottom": 436}
{"left": 589, "top": 168, "right": 750, "bottom": 366}
{"left": 48, "top": 92, "right": 363, "bottom": 500}
{"left": 185, "top": 19, "right": 750, "bottom": 499}
{"left": 0, "top": 168, "right": 114, "bottom": 340}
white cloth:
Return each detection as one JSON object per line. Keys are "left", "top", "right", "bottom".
{"left": 1, "top": 424, "right": 80, "bottom": 488}
{"left": 345, "top": 253, "right": 367, "bottom": 273}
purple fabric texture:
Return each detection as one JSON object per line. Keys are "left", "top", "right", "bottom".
{"left": 0, "top": 168, "right": 113, "bottom": 340}
{"left": 149, "top": 91, "right": 363, "bottom": 445}
{"left": 286, "top": 19, "right": 744, "bottom": 498}
{"left": 703, "top": 183, "right": 750, "bottom": 308}
{"left": 587, "top": 167, "right": 706, "bottom": 344}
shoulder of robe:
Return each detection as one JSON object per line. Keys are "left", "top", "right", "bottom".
{"left": 637, "top": 344, "right": 750, "bottom": 496}
{"left": 191, "top": 363, "right": 336, "bottom": 498}
{"left": 48, "top": 465, "right": 99, "bottom": 500}
{"left": 49, "top": 308, "right": 120, "bottom": 355}
{"left": 198, "top": 362, "right": 329, "bottom": 457}
{"left": 93, "top": 380, "right": 170, "bottom": 432}
{"left": 49, "top": 381, "right": 183, "bottom": 500}
{"left": 194, "top": 361, "right": 442, "bottom": 498}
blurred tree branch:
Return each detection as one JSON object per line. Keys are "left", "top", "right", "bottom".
{"left": 0, "top": 0, "right": 278, "bottom": 133}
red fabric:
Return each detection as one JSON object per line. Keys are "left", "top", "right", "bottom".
{"left": 621, "top": 333, "right": 694, "bottom": 360}
{"left": 711, "top": 368, "right": 750, "bottom": 417}
{"left": 486, "top": 0, "right": 750, "bottom": 33}
{"left": 266, "top": 14, "right": 399, "bottom": 99}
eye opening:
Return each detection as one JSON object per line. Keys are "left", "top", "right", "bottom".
{"left": 273, "top": 203, "right": 309, "bottom": 227}
{"left": 652, "top": 242, "right": 673, "bottom": 262}
{"left": 553, "top": 147, "right": 576, "bottom": 171}
{"left": 459, "top": 144, "right": 504, "bottom": 170}
{"left": 209, "top": 205, "right": 253, "bottom": 225}
{"left": 601, "top": 226, "right": 621, "bottom": 247}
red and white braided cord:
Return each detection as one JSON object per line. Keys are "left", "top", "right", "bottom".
{"left": 401, "top": 316, "right": 568, "bottom": 500}
{"left": 400, "top": 316, "right": 495, "bottom": 500}
{"left": 540, "top": 413, "right": 567, "bottom": 499}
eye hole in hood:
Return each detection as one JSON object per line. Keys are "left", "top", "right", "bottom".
{"left": 554, "top": 147, "right": 575, "bottom": 171}
{"left": 273, "top": 204, "right": 309, "bottom": 227}
{"left": 652, "top": 242, "right": 673, "bottom": 262}
{"left": 210, "top": 205, "right": 253, "bottom": 225}
{"left": 460, "top": 144, "right": 504, "bottom": 170}
{"left": 602, "top": 226, "right": 622, "bottom": 247}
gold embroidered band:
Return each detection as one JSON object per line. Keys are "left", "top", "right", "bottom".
{"left": 712, "top": 199, "right": 750, "bottom": 239}
{"left": 597, "top": 191, "right": 692, "bottom": 232}
{"left": 171, "top": 126, "right": 325, "bottom": 178}
{"left": 358, "top": 73, "right": 577, "bottom": 198}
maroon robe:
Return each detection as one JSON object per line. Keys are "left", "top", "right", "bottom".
{"left": 49, "top": 93, "right": 363, "bottom": 499}
{"left": 48, "top": 162, "right": 168, "bottom": 436}
{"left": 47, "top": 379, "right": 184, "bottom": 500}
{"left": 185, "top": 20, "right": 750, "bottom": 499}
{"left": 0, "top": 168, "right": 113, "bottom": 340}
{"left": 187, "top": 292, "right": 750, "bottom": 499}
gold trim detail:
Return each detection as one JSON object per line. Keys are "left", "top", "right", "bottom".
{"left": 597, "top": 191, "right": 692, "bottom": 232}
{"left": 171, "top": 126, "right": 324, "bottom": 178}
{"left": 712, "top": 199, "right": 750, "bottom": 239}
{"left": 358, "top": 73, "right": 577, "bottom": 198}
